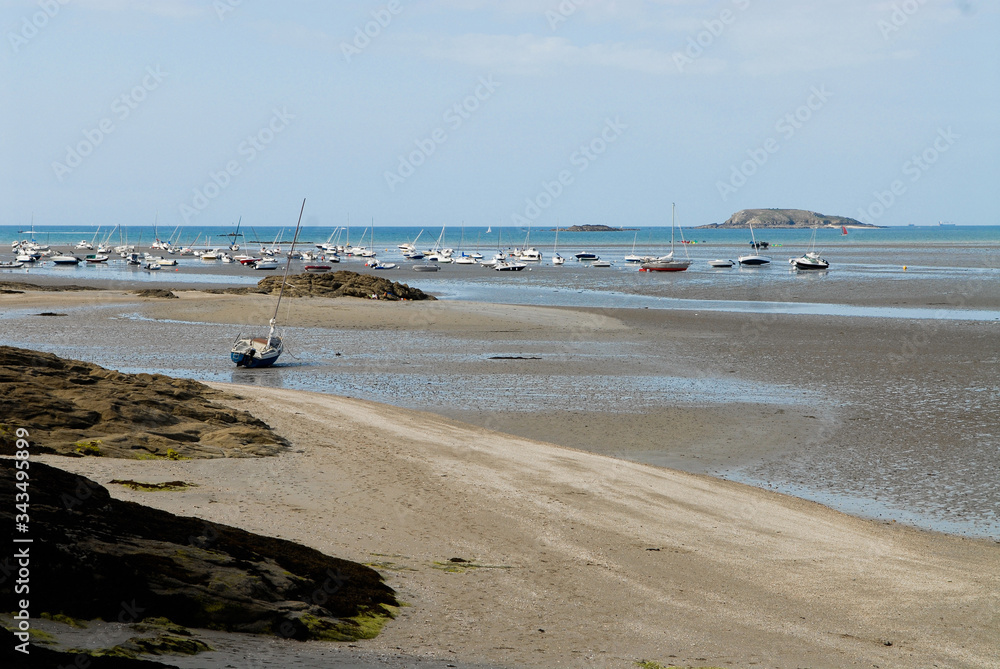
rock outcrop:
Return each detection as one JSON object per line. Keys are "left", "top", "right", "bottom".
{"left": 0, "top": 347, "right": 287, "bottom": 459}
{"left": 223, "top": 271, "right": 434, "bottom": 301}
{"left": 700, "top": 209, "right": 877, "bottom": 229}
{"left": 0, "top": 460, "right": 398, "bottom": 643}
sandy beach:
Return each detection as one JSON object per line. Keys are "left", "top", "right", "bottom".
{"left": 2, "top": 278, "right": 999, "bottom": 667}
{"left": 38, "top": 384, "right": 1000, "bottom": 669}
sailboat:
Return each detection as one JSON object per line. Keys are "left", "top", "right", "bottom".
{"left": 229, "top": 217, "right": 243, "bottom": 251}
{"left": 624, "top": 230, "right": 645, "bottom": 263}
{"left": 552, "top": 224, "right": 565, "bottom": 265}
{"left": 230, "top": 199, "right": 306, "bottom": 368}
{"left": 841, "top": 225, "right": 848, "bottom": 236}
{"left": 737, "top": 218, "right": 772, "bottom": 266}
{"left": 790, "top": 227, "right": 829, "bottom": 270}
{"left": 454, "top": 223, "right": 477, "bottom": 264}
{"left": 640, "top": 203, "right": 692, "bottom": 272}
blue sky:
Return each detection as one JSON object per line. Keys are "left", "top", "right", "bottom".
{"left": 1, "top": 0, "right": 996, "bottom": 228}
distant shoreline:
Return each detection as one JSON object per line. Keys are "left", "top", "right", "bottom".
{"left": 551, "top": 225, "right": 639, "bottom": 232}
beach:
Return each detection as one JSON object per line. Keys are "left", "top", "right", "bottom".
{"left": 2, "top": 265, "right": 999, "bottom": 667}
{"left": 33, "top": 381, "right": 1000, "bottom": 669}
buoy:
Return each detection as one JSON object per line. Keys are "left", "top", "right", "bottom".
{"left": 903, "top": 266, "right": 907, "bottom": 271}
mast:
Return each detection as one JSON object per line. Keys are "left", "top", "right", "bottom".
{"left": 671, "top": 202, "right": 676, "bottom": 255}
{"left": 267, "top": 198, "right": 306, "bottom": 347}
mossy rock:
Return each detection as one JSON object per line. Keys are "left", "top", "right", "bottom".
{"left": 40, "top": 612, "right": 89, "bottom": 628}
{"left": 75, "top": 439, "right": 103, "bottom": 456}
{"left": 295, "top": 604, "right": 397, "bottom": 642}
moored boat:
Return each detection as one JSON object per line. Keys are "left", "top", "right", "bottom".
{"left": 231, "top": 200, "right": 305, "bottom": 368}
{"left": 738, "top": 220, "right": 772, "bottom": 266}
{"left": 50, "top": 254, "right": 81, "bottom": 265}
{"left": 494, "top": 259, "right": 528, "bottom": 271}
{"left": 639, "top": 203, "right": 691, "bottom": 272}
{"left": 790, "top": 252, "right": 830, "bottom": 270}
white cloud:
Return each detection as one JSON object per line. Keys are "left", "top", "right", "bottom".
{"left": 413, "top": 0, "right": 982, "bottom": 76}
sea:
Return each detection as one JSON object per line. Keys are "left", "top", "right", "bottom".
{"left": 3, "top": 222, "right": 1000, "bottom": 255}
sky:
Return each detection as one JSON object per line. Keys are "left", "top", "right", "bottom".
{"left": 1, "top": 0, "right": 997, "bottom": 229}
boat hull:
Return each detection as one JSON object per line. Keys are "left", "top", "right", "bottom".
{"left": 231, "top": 351, "right": 280, "bottom": 368}
{"left": 231, "top": 336, "right": 282, "bottom": 368}
{"left": 640, "top": 261, "right": 690, "bottom": 272}
{"left": 794, "top": 260, "right": 829, "bottom": 270}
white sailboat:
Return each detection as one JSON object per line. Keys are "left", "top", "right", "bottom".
{"left": 552, "top": 224, "right": 565, "bottom": 265}
{"left": 790, "top": 227, "right": 829, "bottom": 270}
{"left": 624, "top": 230, "right": 645, "bottom": 263}
{"left": 738, "top": 219, "right": 772, "bottom": 266}
{"left": 640, "top": 203, "right": 691, "bottom": 272}
{"left": 230, "top": 199, "right": 306, "bottom": 368}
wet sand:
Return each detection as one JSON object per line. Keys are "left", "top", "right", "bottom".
{"left": 3, "top": 282, "right": 1000, "bottom": 667}
{"left": 2, "top": 287, "right": 999, "bottom": 537}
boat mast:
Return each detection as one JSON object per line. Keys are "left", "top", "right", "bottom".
{"left": 267, "top": 198, "right": 306, "bottom": 347}
{"left": 671, "top": 202, "right": 676, "bottom": 255}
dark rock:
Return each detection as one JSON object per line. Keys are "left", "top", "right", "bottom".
{"left": 1, "top": 626, "right": 179, "bottom": 668}
{"left": 133, "top": 290, "right": 178, "bottom": 299}
{"left": 236, "top": 271, "right": 435, "bottom": 301}
{"left": 0, "top": 460, "right": 398, "bottom": 642}
{"left": 0, "top": 347, "right": 287, "bottom": 459}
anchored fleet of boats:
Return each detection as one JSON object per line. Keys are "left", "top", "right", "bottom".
{"left": 5, "top": 208, "right": 837, "bottom": 277}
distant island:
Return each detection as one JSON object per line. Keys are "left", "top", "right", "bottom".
{"left": 554, "top": 225, "right": 638, "bottom": 232}
{"left": 697, "top": 209, "right": 882, "bottom": 230}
